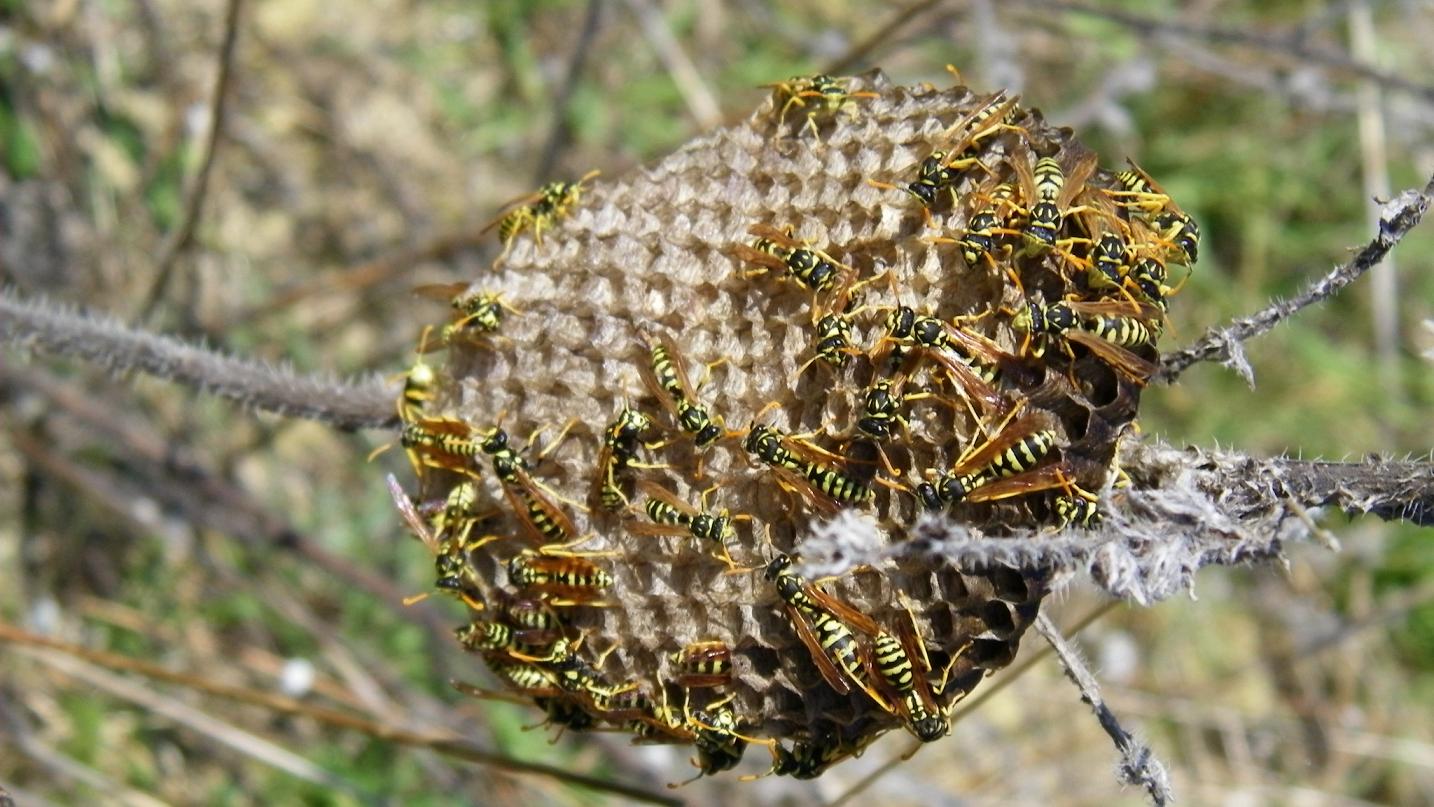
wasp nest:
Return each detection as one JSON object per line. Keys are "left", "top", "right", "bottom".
{"left": 387, "top": 70, "right": 1196, "bottom": 780}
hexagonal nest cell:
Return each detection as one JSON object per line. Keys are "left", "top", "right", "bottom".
{"left": 387, "top": 70, "right": 1195, "bottom": 780}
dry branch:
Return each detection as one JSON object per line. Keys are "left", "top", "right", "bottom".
{"left": 1035, "top": 614, "right": 1173, "bottom": 806}
{"left": 139, "top": 0, "right": 246, "bottom": 319}
{"left": 808, "top": 441, "right": 1434, "bottom": 605}
{"left": 0, "top": 289, "right": 397, "bottom": 431}
{"left": 1159, "top": 172, "right": 1434, "bottom": 383}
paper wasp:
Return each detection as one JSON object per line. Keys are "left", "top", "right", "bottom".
{"left": 875, "top": 306, "right": 1011, "bottom": 417}
{"left": 465, "top": 424, "right": 580, "bottom": 546}
{"left": 868, "top": 92, "right": 1021, "bottom": 224}
{"left": 387, "top": 474, "right": 487, "bottom": 608}
{"left": 760, "top": 731, "right": 877, "bottom": 780}
{"left": 732, "top": 224, "right": 852, "bottom": 319}
{"left": 916, "top": 406, "right": 1059, "bottom": 510}
{"left": 454, "top": 619, "right": 553, "bottom": 660}
{"left": 743, "top": 422, "right": 877, "bottom": 512}
{"left": 397, "top": 416, "right": 485, "bottom": 479}
{"left": 637, "top": 331, "right": 729, "bottom": 450}
{"left": 1009, "top": 147, "right": 1100, "bottom": 257}
{"left": 797, "top": 311, "right": 858, "bottom": 377}
{"left": 396, "top": 326, "right": 439, "bottom": 422}
{"left": 1011, "top": 299, "right": 1159, "bottom": 385}
{"left": 856, "top": 377, "right": 917, "bottom": 442}
{"left": 454, "top": 667, "right": 599, "bottom": 739}
{"left": 593, "top": 405, "right": 661, "bottom": 510}
{"left": 1055, "top": 488, "right": 1102, "bottom": 529}
{"left": 765, "top": 554, "right": 894, "bottom": 712}
{"left": 764, "top": 73, "right": 877, "bottom": 141}
{"left": 1154, "top": 209, "right": 1200, "bottom": 265}
{"left": 872, "top": 608, "right": 948, "bottom": 742}
{"left": 507, "top": 547, "right": 613, "bottom": 605}
{"left": 632, "top": 480, "right": 744, "bottom": 570}
{"left": 1125, "top": 255, "right": 1175, "bottom": 314}
{"left": 482, "top": 170, "right": 600, "bottom": 257}
{"left": 499, "top": 595, "right": 565, "bottom": 646}
{"left": 1104, "top": 158, "right": 1172, "bottom": 219}
{"left": 623, "top": 685, "right": 696, "bottom": 744}
{"left": 413, "top": 283, "right": 522, "bottom": 348}
{"left": 671, "top": 693, "right": 772, "bottom": 786}
{"left": 1087, "top": 231, "right": 1131, "bottom": 294}
{"left": 672, "top": 641, "right": 733, "bottom": 689}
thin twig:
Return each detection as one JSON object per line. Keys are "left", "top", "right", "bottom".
{"left": 139, "top": 0, "right": 245, "bottom": 319}
{"left": 16, "top": 643, "right": 369, "bottom": 798}
{"left": 1018, "top": 0, "right": 1434, "bottom": 105}
{"left": 821, "top": 0, "right": 948, "bottom": 76}
{"left": 535, "top": 0, "right": 605, "bottom": 184}
{"left": 0, "top": 623, "right": 682, "bottom": 807}
{"left": 1035, "top": 613, "right": 1174, "bottom": 806}
{"left": 0, "top": 289, "right": 398, "bottom": 431}
{"left": 621, "top": 0, "right": 722, "bottom": 129}
{"left": 1158, "top": 171, "right": 1434, "bottom": 383}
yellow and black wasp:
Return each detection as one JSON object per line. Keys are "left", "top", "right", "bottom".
{"left": 507, "top": 547, "right": 613, "bottom": 606}
{"left": 1125, "top": 255, "right": 1173, "bottom": 313}
{"left": 875, "top": 305, "right": 1013, "bottom": 417}
{"left": 497, "top": 594, "right": 566, "bottom": 646}
{"left": 1009, "top": 146, "right": 1100, "bottom": 257}
{"left": 395, "top": 416, "right": 486, "bottom": 480}
{"left": 623, "top": 684, "right": 697, "bottom": 744}
{"left": 395, "top": 326, "right": 439, "bottom": 423}
{"left": 481, "top": 170, "right": 600, "bottom": 257}
{"left": 793, "top": 271, "right": 872, "bottom": 378}
{"left": 743, "top": 422, "right": 878, "bottom": 512}
{"left": 870, "top": 608, "right": 948, "bottom": 742}
{"left": 916, "top": 405, "right": 1059, "bottom": 510}
{"left": 764, "top": 554, "right": 894, "bottom": 713}
{"left": 593, "top": 405, "right": 661, "bottom": 510}
{"left": 1100, "top": 159, "right": 1199, "bottom": 264}
{"left": 460, "top": 423, "right": 581, "bottom": 547}
{"left": 764, "top": 73, "right": 877, "bottom": 141}
{"left": 637, "top": 331, "right": 729, "bottom": 450}
{"left": 1011, "top": 299, "right": 1160, "bottom": 385}
{"left": 413, "top": 283, "right": 522, "bottom": 348}
{"left": 386, "top": 474, "right": 488, "bottom": 610}
{"left": 955, "top": 181, "right": 1024, "bottom": 287}
{"left": 868, "top": 91, "right": 1022, "bottom": 225}
{"left": 1153, "top": 209, "right": 1200, "bottom": 265}
{"left": 631, "top": 480, "right": 744, "bottom": 570}
{"left": 1104, "top": 158, "right": 1172, "bottom": 220}
{"left": 453, "top": 670, "right": 596, "bottom": 739}
{"left": 731, "top": 224, "right": 854, "bottom": 321}
{"left": 755, "top": 730, "right": 878, "bottom": 780}
{"left": 454, "top": 618, "right": 555, "bottom": 661}
{"left": 856, "top": 377, "right": 914, "bottom": 443}
{"left": 672, "top": 641, "right": 734, "bottom": 689}
{"left": 1054, "top": 487, "right": 1103, "bottom": 529}
{"left": 669, "top": 693, "right": 772, "bottom": 786}
{"left": 1086, "top": 231, "right": 1132, "bottom": 296}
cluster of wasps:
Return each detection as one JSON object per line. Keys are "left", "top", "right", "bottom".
{"left": 381, "top": 72, "right": 1199, "bottom": 784}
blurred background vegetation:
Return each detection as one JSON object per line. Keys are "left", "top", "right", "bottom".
{"left": 1, "top": 0, "right": 1431, "bottom": 804}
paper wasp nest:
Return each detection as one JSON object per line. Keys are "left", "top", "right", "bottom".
{"left": 395, "top": 70, "right": 1185, "bottom": 775}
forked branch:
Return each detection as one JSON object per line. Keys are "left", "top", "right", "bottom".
{"left": 1158, "top": 172, "right": 1434, "bottom": 383}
